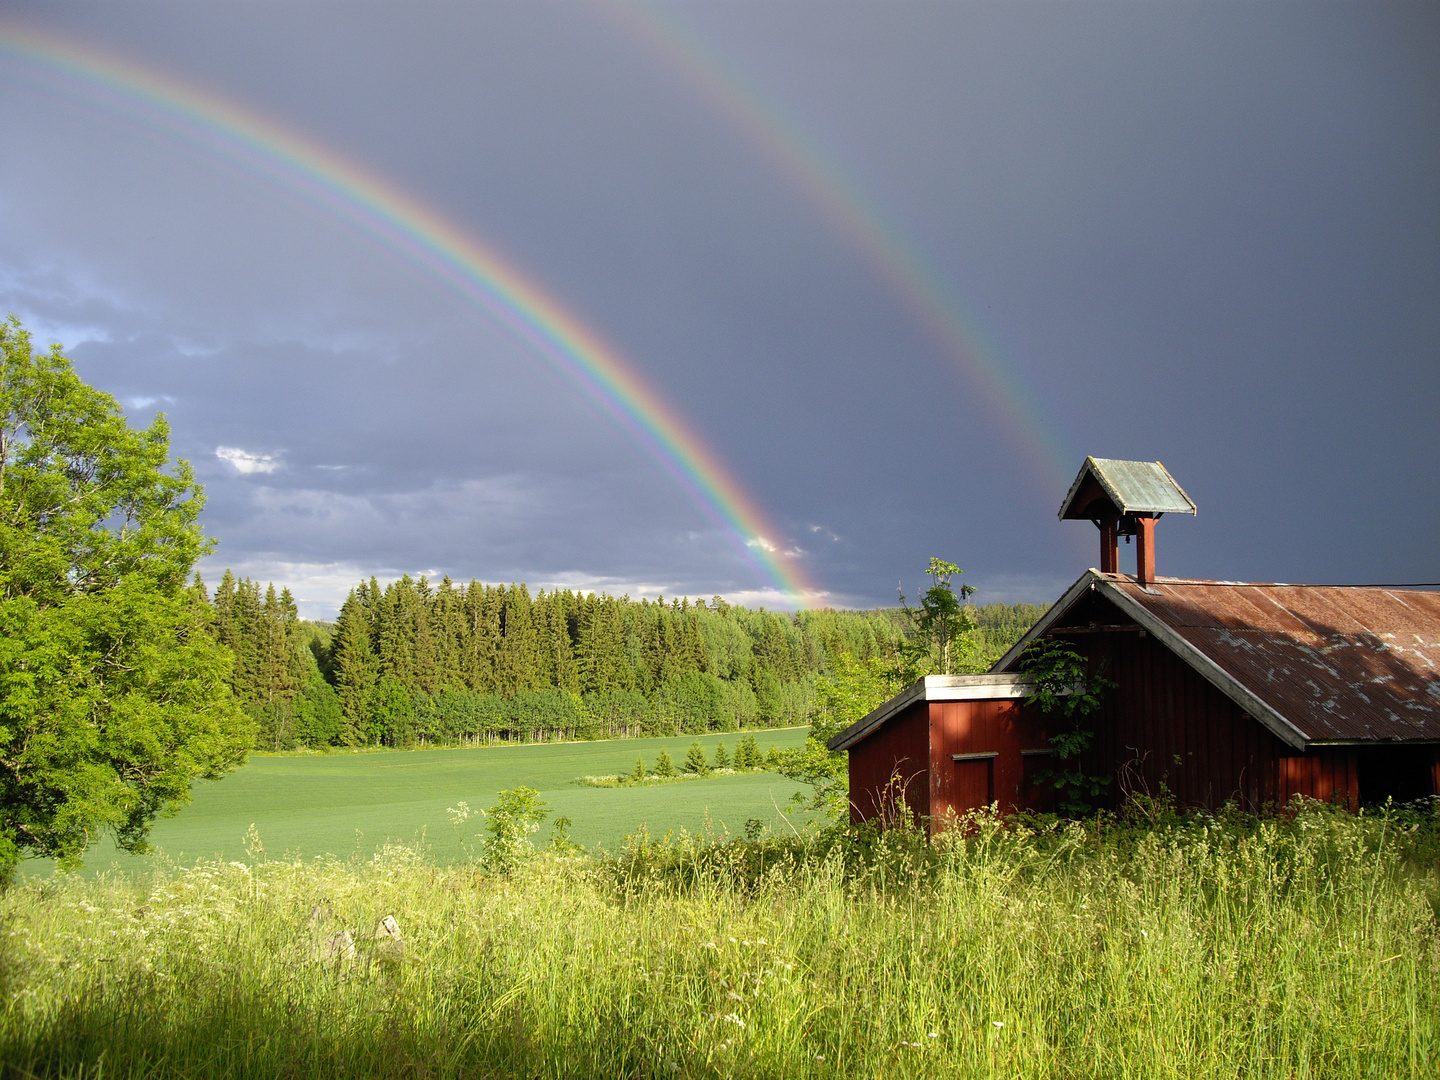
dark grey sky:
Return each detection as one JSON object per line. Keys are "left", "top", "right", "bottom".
{"left": 1, "top": 1, "right": 1436, "bottom": 617}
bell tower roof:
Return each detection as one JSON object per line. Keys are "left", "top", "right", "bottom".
{"left": 1058, "top": 457, "right": 1196, "bottom": 521}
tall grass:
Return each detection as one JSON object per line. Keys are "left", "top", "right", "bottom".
{"left": 2, "top": 801, "right": 1436, "bottom": 1079}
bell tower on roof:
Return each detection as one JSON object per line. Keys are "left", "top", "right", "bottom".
{"left": 1059, "top": 457, "right": 1196, "bottom": 586}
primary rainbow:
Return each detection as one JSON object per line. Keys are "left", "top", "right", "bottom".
{"left": 604, "top": 2, "right": 1076, "bottom": 492}
{"left": 0, "top": 19, "right": 816, "bottom": 602}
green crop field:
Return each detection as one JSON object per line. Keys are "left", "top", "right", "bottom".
{"left": 36, "top": 728, "right": 814, "bottom": 877}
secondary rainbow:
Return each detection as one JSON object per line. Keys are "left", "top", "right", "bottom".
{"left": 604, "top": 2, "right": 1075, "bottom": 491}
{"left": 0, "top": 19, "right": 815, "bottom": 602}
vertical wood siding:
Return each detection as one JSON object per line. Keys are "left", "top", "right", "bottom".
{"left": 844, "top": 601, "right": 1427, "bottom": 826}
{"left": 928, "top": 699, "right": 1049, "bottom": 819}
{"left": 1077, "top": 628, "right": 1359, "bottom": 811}
{"left": 847, "top": 700, "right": 931, "bottom": 825}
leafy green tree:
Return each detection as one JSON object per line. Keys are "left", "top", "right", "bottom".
{"left": 631, "top": 755, "right": 647, "bottom": 781}
{"left": 291, "top": 668, "right": 343, "bottom": 747}
{"left": 371, "top": 677, "right": 415, "bottom": 747}
{"left": 1020, "top": 638, "right": 1116, "bottom": 814}
{"left": 653, "top": 749, "right": 675, "bottom": 777}
{"left": 711, "top": 740, "right": 729, "bottom": 769}
{"left": 773, "top": 650, "right": 906, "bottom": 820}
{"left": 898, "top": 558, "right": 978, "bottom": 676}
{"left": 0, "top": 318, "right": 251, "bottom": 873}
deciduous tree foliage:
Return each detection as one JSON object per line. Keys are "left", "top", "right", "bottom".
{"left": 0, "top": 318, "right": 251, "bottom": 873}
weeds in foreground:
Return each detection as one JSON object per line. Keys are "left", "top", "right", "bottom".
{"left": 1, "top": 799, "right": 1436, "bottom": 1079}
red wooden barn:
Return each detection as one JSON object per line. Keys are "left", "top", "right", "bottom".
{"left": 830, "top": 458, "right": 1440, "bottom": 824}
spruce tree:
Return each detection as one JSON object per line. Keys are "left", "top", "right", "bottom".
{"left": 712, "top": 740, "right": 730, "bottom": 770}
{"left": 227, "top": 576, "right": 262, "bottom": 701}
{"left": 410, "top": 576, "right": 439, "bottom": 693}
{"left": 653, "top": 749, "right": 675, "bottom": 777}
{"left": 631, "top": 755, "right": 646, "bottom": 782}
{"left": 375, "top": 577, "right": 417, "bottom": 686}
{"left": 683, "top": 740, "right": 710, "bottom": 775}
{"left": 737, "top": 733, "right": 761, "bottom": 770}
{"left": 496, "top": 584, "right": 543, "bottom": 696}
{"left": 578, "top": 593, "right": 630, "bottom": 695}
{"left": 463, "top": 581, "right": 501, "bottom": 692}
{"left": 332, "top": 586, "right": 379, "bottom": 745}
{"left": 429, "top": 576, "right": 470, "bottom": 690}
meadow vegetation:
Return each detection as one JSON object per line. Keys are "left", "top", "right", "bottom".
{"left": 2, "top": 798, "right": 1435, "bottom": 1079}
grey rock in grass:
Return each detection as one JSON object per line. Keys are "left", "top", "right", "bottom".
{"left": 326, "top": 929, "right": 356, "bottom": 962}
{"left": 373, "top": 915, "right": 404, "bottom": 963}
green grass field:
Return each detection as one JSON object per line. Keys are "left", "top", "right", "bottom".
{"left": 4, "top": 802, "right": 1436, "bottom": 1078}
{"left": 40, "top": 728, "right": 814, "bottom": 876}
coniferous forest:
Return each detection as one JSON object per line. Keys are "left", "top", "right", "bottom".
{"left": 202, "top": 570, "right": 1045, "bottom": 751}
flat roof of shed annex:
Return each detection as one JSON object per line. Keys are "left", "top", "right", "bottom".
{"left": 826, "top": 674, "right": 1035, "bottom": 753}
{"left": 994, "top": 571, "right": 1440, "bottom": 748}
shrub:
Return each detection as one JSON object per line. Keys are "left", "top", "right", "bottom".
{"left": 481, "top": 786, "right": 549, "bottom": 872}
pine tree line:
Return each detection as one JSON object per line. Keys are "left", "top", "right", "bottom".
{"left": 199, "top": 572, "right": 1042, "bottom": 751}
{"left": 209, "top": 571, "right": 342, "bottom": 750}
{"left": 200, "top": 573, "right": 909, "bottom": 749}
{"left": 322, "top": 576, "right": 906, "bottom": 746}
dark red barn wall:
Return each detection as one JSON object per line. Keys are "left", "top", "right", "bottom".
{"left": 843, "top": 607, "right": 1435, "bottom": 824}
{"left": 927, "top": 699, "right": 1050, "bottom": 819}
{"left": 1069, "top": 628, "right": 1359, "bottom": 811}
{"left": 847, "top": 700, "right": 931, "bottom": 825}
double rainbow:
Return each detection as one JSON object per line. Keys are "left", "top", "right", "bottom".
{"left": 0, "top": 19, "right": 816, "bottom": 602}
{"left": 606, "top": 2, "right": 1075, "bottom": 491}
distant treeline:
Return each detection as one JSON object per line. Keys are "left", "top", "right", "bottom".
{"left": 201, "top": 572, "right": 1046, "bottom": 751}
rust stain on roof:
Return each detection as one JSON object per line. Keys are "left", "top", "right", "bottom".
{"left": 1102, "top": 575, "right": 1440, "bottom": 742}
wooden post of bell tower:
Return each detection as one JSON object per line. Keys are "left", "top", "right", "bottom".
{"left": 1099, "top": 517, "right": 1119, "bottom": 574}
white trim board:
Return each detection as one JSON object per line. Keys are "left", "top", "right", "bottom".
{"left": 826, "top": 674, "right": 1035, "bottom": 752}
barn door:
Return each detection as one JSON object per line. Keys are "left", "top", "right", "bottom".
{"left": 951, "top": 752, "right": 996, "bottom": 811}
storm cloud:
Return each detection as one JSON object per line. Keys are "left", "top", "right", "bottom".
{"left": 1, "top": 1, "right": 1435, "bottom": 617}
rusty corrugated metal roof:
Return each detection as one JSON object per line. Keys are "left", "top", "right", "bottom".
{"left": 1098, "top": 575, "right": 1440, "bottom": 743}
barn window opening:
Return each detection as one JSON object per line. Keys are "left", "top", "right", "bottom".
{"left": 1356, "top": 747, "right": 1435, "bottom": 807}
{"left": 951, "top": 752, "right": 996, "bottom": 810}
